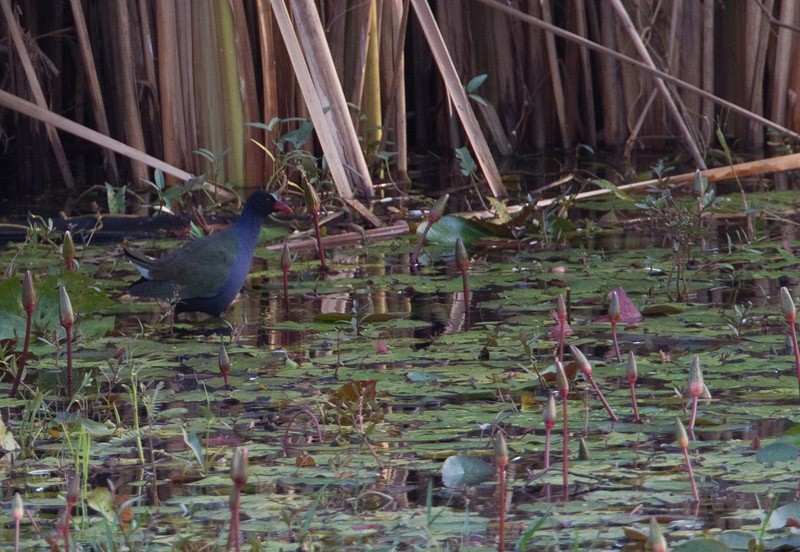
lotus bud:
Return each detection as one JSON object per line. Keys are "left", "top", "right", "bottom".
{"left": 302, "top": 180, "right": 321, "bottom": 215}
{"left": 280, "top": 240, "right": 292, "bottom": 272}
{"left": 543, "top": 393, "right": 557, "bottom": 430}
{"left": 494, "top": 432, "right": 508, "bottom": 470}
{"left": 626, "top": 351, "right": 638, "bottom": 385}
{"left": 63, "top": 231, "right": 75, "bottom": 271}
{"left": 231, "top": 447, "right": 249, "bottom": 487}
{"left": 569, "top": 345, "right": 592, "bottom": 378}
{"left": 455, "top": 238, "right": 469, "bottom": 273}
{"left": 578, "top": 436, "right": 590, "bottom": 460}
{"left": 11, "top": 492, "right": 23, "bottom": 522}
{"left": 219, "top": 343, "right": 230, "bottom": 386}
{"left": 66, "top": 473, "right": 79, "bottom": 506}
{"left": 555, "top": 360, "right": 569, "bottom": 399}
{"left": 781, "top": 287, "right": 796, "bottom": 325}
{"left": 59, "top": 286, "right": 74, "bottom": 329}
{"left": 675, "top": 417, "right": 689, "bottom": 449}
{"left": 609, "top": 290, "right": 621, "bottom": 324}
{"left": 22, "top": 271, "right": 36, "bottom": 314}
{"left": 693, "top": 168, "right": 707, "bottom": 197}
{"left": 429, "top": 194, "right": 449, "bottom": 224}
{"left": 556, "top": 294, "right": 567, "bottom": 323}
{"left": 647, "top": 517, "right": 668, "bottom": 552}
{"left": 687, "top": 355, "right": 704, "bottom": 398}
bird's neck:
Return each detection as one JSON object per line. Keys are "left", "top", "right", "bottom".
{"left": 233, "top": 208, "right": 264, "bottom": 250}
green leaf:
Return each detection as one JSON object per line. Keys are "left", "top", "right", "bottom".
{"left": 441, "top": 455, "right": 494, "bottom": 488}
{"left": 454, "top": 147, "right": 477, "bottom": 177}
{"left": 87, "top": 487, "right": 117, "bottom": 522}
{"left": 671, "top": 538, "right": 733, "bottom": 551}
{"left": 182, "top": 427, "right": 206, "bottom": 471}
{"left": 465, "top": 74, "right": 488, "bottom": 93}
{"left": 105, "top": 183, "right": 126, "bottom": 215}
{"left": 590, "top": 179, "right": 633, "bottom": 202}
{"left": 421, "top": 215, "right": 495, "bottom": 246}
{"left": 756, "top": 441, "right": 798, "bottom": 464}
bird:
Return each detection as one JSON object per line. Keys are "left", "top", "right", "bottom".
{"left": 124, "top": 191, "right": 292, "bottom": 316}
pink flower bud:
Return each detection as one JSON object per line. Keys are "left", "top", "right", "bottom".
{"left": 687, "top": 355, "right": 704, "bottom": 398}
{"left": 626, "top": 351, "right": 638, "bottom": 385}
{"left": 675, "top": 417, "right": 689, "bottom": 450}
{"left": 59, "top": 286, "right": 74, "bottom": 329}
{"left": 543, "top": 392, "right": 557, "bottom": 430}
{"left": 231, "top": 447, "right": 249, "bottom": 486}
{"left": 22, "top": 271, "right": 36, "bottom": 313}
{"left": 569, "top": 345, "right": 592, "bottom": 378}
{"left": 781, "top": 287, "right": 796, "bottom": 325}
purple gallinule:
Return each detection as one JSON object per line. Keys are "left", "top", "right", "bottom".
{"left": 125, "top": 191, "right": 292, "bottom": 316}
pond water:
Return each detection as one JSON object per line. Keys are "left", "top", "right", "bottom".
{"left": 3, "top": 180, "right": 800, "bottom": 551}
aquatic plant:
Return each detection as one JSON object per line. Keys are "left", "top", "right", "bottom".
{"left": 675, "top": 417, "right": 699, "bottom": 503}
{"left": 281, "top": 239, "right": 292, "bottom": 311}
{"left": 647, "top": 517, "right": 668, "bottom": 552}
{"left": 303, "top": 179, "right": 327, "bottom": 272}
{"left": 569, "top": 345, "right": 618, "bottom": 422}
{"left": 62, "top": 230, "right": 76, "bottom": 271}
{"left": 455, "top": 237, "right": 470, "bottom": 313}
{"left": 9, "top": 270, "right": 35, "bottom": 398}
{"left": 494, "top": 432, "right": 508, "bottom": 552}
{"left": 411, "top": 194, "right": 449, "bottom": 266}
{"left": 555, "top": 293, "right": 567, "bottom": 363}
{"left": 687, "top": 355, "right": 704, "bottom": 439}
{"left": 555, "top": 360, "right": 569, "bottom": 493}
{"left": 219, "top": 342, "right": 230, "bottom": 388}
{"left": 626, "top": 351, "right": 640, "bottom": 422}
{"left": 12, "top": 492, "right": 23, "bottom": 552}
{"left": 543, "top": 392, "right": 557, "bottom": 469}
{"left": 634, "top": 162, "right": 722, "bottom": 301}
{"left": 608, "top": 290, "right": 622, "bottom": 362}
{"left": 780, "top": 286, "right": 800, "bottom": 398}
{"left": 228, "top": 447, "right": 249, "bottom": 552}
{"left": 58, "top": 285, "right": 75, "bottom": 398}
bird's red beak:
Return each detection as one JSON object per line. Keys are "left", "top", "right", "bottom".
{"left": 274, "top": 199, "right": 293, "bottom": 214}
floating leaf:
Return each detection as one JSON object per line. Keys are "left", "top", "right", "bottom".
{"left": 768, "top": 503, "right": 800, "bottom": 529}
{"left": 87, "top": 487, "right": 117, "bottom": 522}
{"left": 756, "top": 441, "right": 798, "bottom": 464}
{"left": 441, "top": 455, "right": 494, "bottom": 488}
{"left": 671, "top": 538, "right": 733, "bottom": 551}
{"left": 421, "top": 215, "right": 497, "bottom": 246}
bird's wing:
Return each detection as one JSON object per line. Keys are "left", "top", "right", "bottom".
{"left": 145, "top": 231, "right": 239, "bottom": 299}
{"left": 123, "top": 248, "right": 155, "bottom": 278}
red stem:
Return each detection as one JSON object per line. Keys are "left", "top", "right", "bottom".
{"left": 544, "top": 427, "right": 551, "bottom": 469}
{"left": 682, "top": 447, "right": 700, "bottom": 502}
{"left": 557, "top": 322, "right": 565, "bottom": 363}
{"left": 791, "top": 323, "right": 800, "bottom": 398}
{"left": 228, "top": 486, "right": 240, "bottom": 551}
{"left": 411, "top": 222, "right": 432, "bottom": 265}
{"left": 689, "top": 396, "right": 698, "bottom": 440}
{"left": 9, "top": 309, "right": 32, "bottom": 397}
{"left": 629, "top": 382, "right": 640, "bottom": 422}
{"left": 588, "top": 375, "right": 619, "bottom": 422}
{"left": 497, "top": 465, "right": 506, "bottom": 552}
{"left": 65, "top": 326, "right": 73, "bottom": 399}
{"left": 562, "top": 398, "right": 569, "bottom": 493}
{"left": 461, "top": 269, "right": 469, "bottom": 313}
{"left": 63, "top": 500, "right": 73, "bottom": 552}
{"left": 282, "top": 268, "right": 290, "bottom": 312}
{"left": 311, "top": 210, "right": 327, "bottom": 272}
{"left": 611, "top": 321, "right": 622, "bottom": 362}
